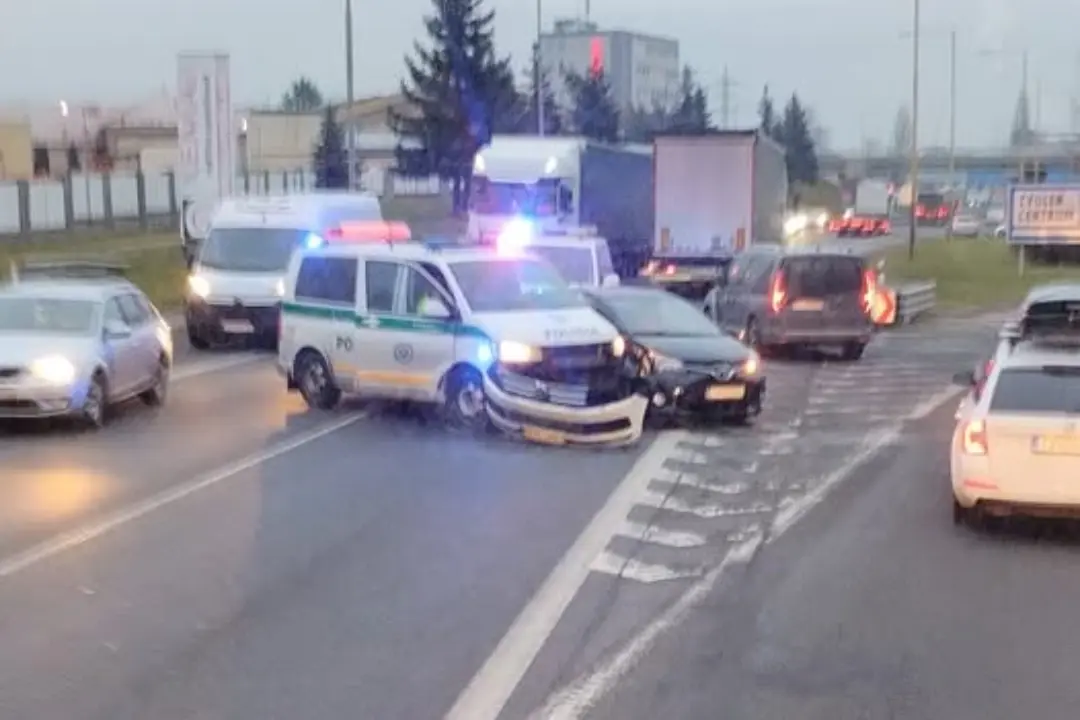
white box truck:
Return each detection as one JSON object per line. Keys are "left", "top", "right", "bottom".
{"left": 646, "top": 130, "right": 788, "bottom": 298}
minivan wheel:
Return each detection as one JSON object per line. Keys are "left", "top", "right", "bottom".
{"left": 840, "top": 342, "right": 866, "bottom": 361}
{"left": 296, "top": 351, "right": 341, "bottom": 410}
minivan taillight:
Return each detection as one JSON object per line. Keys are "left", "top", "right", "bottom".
{"left": 769, "top": 271, "right": 787, "bottom": 313}
{"left": 860, "top": 268, "right": 876, "bottom": 314}
{"left": 962, "top": 420, "right": 988, "bottom": 455}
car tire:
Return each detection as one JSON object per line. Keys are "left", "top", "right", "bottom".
{"left": 745, "top": 318, "right": 771, "bottom": 356}
{"left": 840, "top": 342, "right": 865, "bottom": 361}
{"left": 296, "top": 350, "right": 341, "bottom": 411}
{"left": 82, "top": 374, "right": 109, "bottom": 429}
{"left": 140, "top": 357, "right": 169, "bottom": 406}
{"left": 444, "top": 365, "right": 491, "bottom": 433}
{"left": 187, "top": 322, "right": 211, "bottom": 350}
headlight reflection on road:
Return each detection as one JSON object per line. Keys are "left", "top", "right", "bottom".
{"left": 14, "top": 468, "right": 109, "bottom": 522}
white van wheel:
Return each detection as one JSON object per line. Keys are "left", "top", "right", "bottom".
{"left": 444, "top": 367, "right": 489, "bottom": 431}
{"left": 296, "top": 351, "right": 341, "bottom": 410}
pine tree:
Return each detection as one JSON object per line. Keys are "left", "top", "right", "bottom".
{"left": 521, "top": 42, "right": 562, "bottom": 135}
{"left": 758, "top": 85, "right": 779, "bottom": 140}
{"left": 389, "top": 0, "right": 519, "bottom": 210}
{"left": 565, "top": 69, "right": 619, "bottom": 142}
{"left": 670, "top": 67, "right": 710, "bottom": 134}
{"left": 1010, "top": 89, "right": 1034, "bottom": 146}
{"left": 312, "top": 105, "right": 349, "bottom": 189}
{"left": 623, "top": 102, "right": 671, "bottom": 142}
{"left": 780, "top": 93, "right": 819, "bottom": 184}
{"left": 282, "top": 77, "right": 324, "bottom": 112}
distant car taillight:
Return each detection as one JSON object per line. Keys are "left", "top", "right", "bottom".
{"left": 768, "top": 271, "right": 788, "bottom": 313}
{"left": 962, "top": 420, "right": 988, "bottom": 455}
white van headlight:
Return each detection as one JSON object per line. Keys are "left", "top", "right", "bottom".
{"left": 611, "top": 335, "right": 626, "bottom": 357}
{"left": 499, "top": 341, "right": 541, "bottom": 364}
{"left": 188, "top": 275, "right": 211, "bottom": 299}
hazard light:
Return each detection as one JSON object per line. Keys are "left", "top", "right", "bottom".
{"left": 325, "top": 221, "right": 412, "bottom": 244}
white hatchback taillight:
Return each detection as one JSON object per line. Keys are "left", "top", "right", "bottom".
{"left": 962, "top": 420, "right": 988, "bottom": 455}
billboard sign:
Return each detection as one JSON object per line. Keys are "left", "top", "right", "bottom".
{"left": 177, "top": 52, "right": 235, "bottom": 241}
{"left": 1007, "top": 183, "right": 1080, "bottom": 244}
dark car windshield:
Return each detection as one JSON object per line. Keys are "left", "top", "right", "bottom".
{"left": 990, "top": 367, "right": 1080, "bottom": 414}
{"left": 198, "top": 228, "right": 304, "bottom": 272}
{"left": 449, "top": 258, "right": 584, "bottom": 312}
{"left": 600, "top": 291, "right": 719, "bottom": 337}
{"left": 0, "top": 297, "right": 98, "bottom": 334}
{"left": 783, "top": 255, "right": 864, "bottom": 297}
{"left": 526, "top": 245, "right": 594, "bottom": 285}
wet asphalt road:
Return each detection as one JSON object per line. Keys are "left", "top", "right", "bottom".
{"left": 0, "top": 338, "right": 643, "bottom": 720}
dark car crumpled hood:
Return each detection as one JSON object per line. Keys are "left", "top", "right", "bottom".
{"left": 635, "top": 333, "right": 750, "bottom": 365}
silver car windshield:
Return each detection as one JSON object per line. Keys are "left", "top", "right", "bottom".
{"left": 0, "top": 297, "right": 98, "bottom": 335}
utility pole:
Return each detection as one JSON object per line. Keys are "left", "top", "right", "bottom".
{"left": 719, "top": 67, "right": 732, "bottom": 129}
{"left": 946, "top": 28, "right": 956, "bottom": 240}
{"left": 907, "top": 0, "right": 920, "bottom": 260}
{"left": 345, "top": 0, "right": 356, "bottom": 190}
{"left": 536, "top": 0, "right": 544, "bottom": 136}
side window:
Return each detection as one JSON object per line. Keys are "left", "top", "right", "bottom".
{"left": 103, "top": 298, "right": 125, "bottom": 326}
{"left": 726, "top": 259, "right": 746, "bottom": 286}
{"left": 418, "top": 262, "right": 453, "bottom": 297}
{"left": 365, "top": 260, "right": 400, "bottom": 313}
{"left": 117, "top": 294, "right": 149, "bottom": 326}
{"left": 133, "top": 293, "right": 158, "bottom": 320}
{"left": 749, "top": 259, "right": 775, "bottom": 293}
{"left": 403, "top": 266, "right": 448, "bottom": 315}
{"left": 295, "top": 256, "right": 358, "bottom": 304}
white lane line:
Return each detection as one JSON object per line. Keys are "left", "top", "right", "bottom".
{"left": 590, "top": 551, "right": 704, "bottom": 583}
{"left": 611, "top": 521, "right": 706, "bottom": 548}
{"left": 444, "top": 429, "right": 688, "bottom": 720}
{"left": 0, "top": 412, "right": 363, "bottom": 580}
{"left": 173, "top": 353, "right": 266, "bottom": 381}
{"left": 524, "top": 382, "right": 965, "bottom": 719}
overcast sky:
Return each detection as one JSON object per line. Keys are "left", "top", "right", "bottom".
{"left": 4, "top": 0, "right": 1079, "bottom": 150}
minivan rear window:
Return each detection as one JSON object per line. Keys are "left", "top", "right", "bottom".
{"left": 782, "top": 256, "right": 863, "bottom": 296}
{"left": 990, "top": 367, "right": 1080, "bottom": 414}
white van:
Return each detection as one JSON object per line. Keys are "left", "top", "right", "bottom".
{"left": 277, "top": 223, "right": 648, "bottom": 445}
{"left": 184, "top": 192, "right": 383, "bottom": 349}
{"left": 492, "top": 219, "right": 620, "bottom": 288}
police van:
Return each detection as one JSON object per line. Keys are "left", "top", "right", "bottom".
{"left": 184, "top": 192, "right": 383, "bottom": 349}
{"left": 490, "top": 219, "right": 620, "bottom": 289}
{"left": 277, "top": 221, "right": 648, "bottom": 445}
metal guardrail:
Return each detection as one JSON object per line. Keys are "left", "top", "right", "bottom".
{"left": 894, "top": 280, "right": 937, "bottom": 323}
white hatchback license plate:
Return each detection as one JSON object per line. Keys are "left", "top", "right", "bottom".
{"left": 221, "top": 319, "right": 255, "bottom": 334}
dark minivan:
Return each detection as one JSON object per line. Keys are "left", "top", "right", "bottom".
{"left": 703, "top": 245, "right": 876, "bottom": 360}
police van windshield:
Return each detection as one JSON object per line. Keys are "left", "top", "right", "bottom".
{"left": 525, "top": 245, "right": 595, "bottom": 285}
{"left": 198, "top": 228, "right": 304, "bottom": 272}
{"left": 450, "top": 258, "right": 585, "bottom": 312}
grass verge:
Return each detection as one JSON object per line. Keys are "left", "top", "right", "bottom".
{"left": 0, "top": 231, "right": 187, "bottom": 310}
{"left": 878, "top": 238, "right": 1080, "bottom": 310}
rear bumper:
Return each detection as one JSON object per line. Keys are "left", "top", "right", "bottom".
{"left": 760, "top": 320, "right": 874, "bottom": 346}
{"left": 953, "top": 456, "right": 1080, "bottom": 514}
{"left": 483, "top": 374, "right": 647, "bottom": 445}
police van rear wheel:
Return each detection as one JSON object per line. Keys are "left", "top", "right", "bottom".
{"left": 297, "top": 351, "right": 341, "bottom": 410}
{"left": 445, "top": 367, "right": 490, "bottom": 432}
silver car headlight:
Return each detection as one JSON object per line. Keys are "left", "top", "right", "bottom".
{"left": 30, "top": 355, "right": 77, "bottom": 385}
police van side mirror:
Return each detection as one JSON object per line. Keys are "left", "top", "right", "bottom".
{"left": 601, "top": 273, "right": 620, "bottom": 288}
{"left": 420, "top": 297, "right": 452, "bottom": 319}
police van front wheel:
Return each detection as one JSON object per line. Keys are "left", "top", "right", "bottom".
{"left": 296, "top": 351, "right": 341, "bottom": 411}
{"left": 444, "top": 367, "right": 490, "bottom": 433}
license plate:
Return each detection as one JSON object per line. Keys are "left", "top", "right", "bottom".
{"left": 221, "top": 319, "right": 255, "bottom": 334}
{"left": 792, "top": 299, "right": 825, "bottom": 311}
{"left": 706, "top": 384, "right": 746, "bottom": 401}
{"left": 1032, "top": 435, "right": 1080, "bottom": 455}
{"left": 523, "top": 425, "right": 566, "bottom": 445}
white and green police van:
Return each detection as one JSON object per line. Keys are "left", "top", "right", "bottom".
{"left": 277, "top": 223, "right": 648, "bottom": 445}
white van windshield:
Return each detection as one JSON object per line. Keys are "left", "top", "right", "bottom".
{"left": 449, "top": 258, "right": 585, "bottom": 312}
{"left": 525, "top": 245, "right": 595, "bottom": 285}
{"left": 198, "top": 228, "right": 305, "bottom": 272}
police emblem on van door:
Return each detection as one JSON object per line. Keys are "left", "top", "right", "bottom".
{"left": 393, "top": 343, "right": 414, "bottom": 364}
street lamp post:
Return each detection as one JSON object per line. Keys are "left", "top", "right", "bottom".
{"left": 345, "top": 0, "right": 356, "bottom": 189}
{"left": 907, "top": 0, "right": 920, "bottom": 260}
{"left": 946, "top": 28, "right": 956, "bottom": 240}
{"left": 536, "top": 0, "right": 544, "bottom": 136}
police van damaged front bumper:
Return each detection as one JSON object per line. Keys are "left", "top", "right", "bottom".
{"left": 483, "top": 349, "right": 648, "bottom": 445}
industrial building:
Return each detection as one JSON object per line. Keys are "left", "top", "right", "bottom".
{"left": 538, "top": 18, "right": 680, "bottom": 115}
